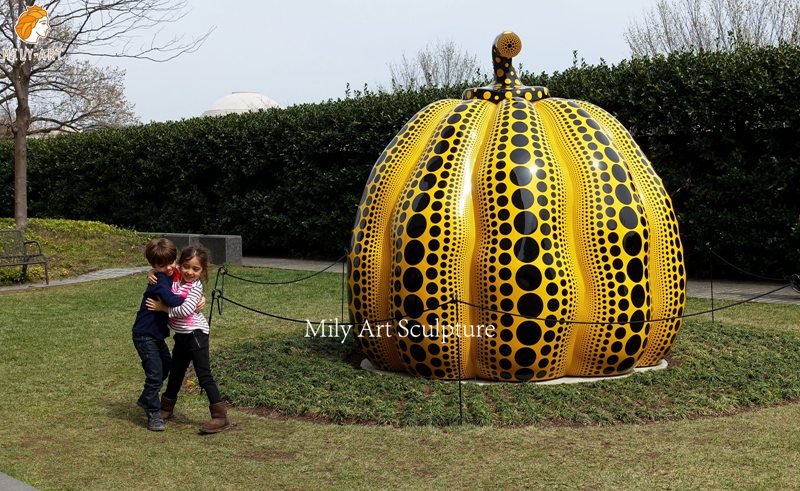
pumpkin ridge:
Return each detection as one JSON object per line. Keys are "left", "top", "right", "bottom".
{"left": 349, "top": 99, "right": 460, "bottom": 371}
{"left": 577, "top": 101, "right": 686, "bottom": 366}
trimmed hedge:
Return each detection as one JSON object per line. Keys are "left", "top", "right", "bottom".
{"left": 1, "top": 45, "right": 799, "bottom": 278}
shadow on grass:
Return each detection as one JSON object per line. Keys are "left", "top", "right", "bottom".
{"left": 101, "top": 399, "right": 148, "bottom": 429}
{"left": 215, "top": 320, "right": 800, "bottom": 427}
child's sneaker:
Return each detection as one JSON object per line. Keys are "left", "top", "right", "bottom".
{"left": 147, "top": 411, "right": 165, "bottom": 431}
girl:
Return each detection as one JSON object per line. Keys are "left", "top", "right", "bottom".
{"left": 146, "top": 245, "right": 230, "bottom": 434}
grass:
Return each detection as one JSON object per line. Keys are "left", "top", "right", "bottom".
{"left": 0, "top": 218, "right": 147, "bottom": 284}
{"left": 214, "top": 268, "right": 800, "bottom": 426}
{"left": 1, "top": 266, "right": 800, "bottom": 489}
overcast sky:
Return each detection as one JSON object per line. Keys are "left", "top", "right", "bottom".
{"left": 110, "top": 0, "right": 658, "bottom": 123}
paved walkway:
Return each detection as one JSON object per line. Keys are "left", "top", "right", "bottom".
{"left": 243, "top": 257, "right": 798, "bottom": 305}
{"left": 0, "top": 472, "right": 38, "bottom": 491}
{"left": 0, "top": 267, "right": 150, "bottom": 293}
{"left": 0, "top": 258, "right": 797, "bottom": 305}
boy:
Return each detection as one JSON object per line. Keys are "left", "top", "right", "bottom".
{"left": 131, "top": 238, "right": 187, "bottom": 431}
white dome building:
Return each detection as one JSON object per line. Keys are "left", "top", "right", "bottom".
{"left": 202, "top": 92, "right": 281, "bottom": 117}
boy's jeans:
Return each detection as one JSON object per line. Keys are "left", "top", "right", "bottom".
{"left": 132, "top": 334, "right": 172, "bottom": 413}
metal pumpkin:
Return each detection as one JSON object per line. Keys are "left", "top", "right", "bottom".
{"left": 348, "top": 32, "right": 686, "bottom": 382}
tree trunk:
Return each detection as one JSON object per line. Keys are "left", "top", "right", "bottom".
{"left": 12, "top": 55, "right": 32, "bottom": 230}
{"left": 13, "top": 116, "right": 29, "bottom": 230}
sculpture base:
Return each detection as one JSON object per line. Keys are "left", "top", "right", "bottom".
{"left": 359, "top": 358, "right": 668, "bottom": 385}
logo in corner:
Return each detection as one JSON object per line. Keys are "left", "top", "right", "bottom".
{"left": 15, "top": 3, "right": 50, "bottom": 45}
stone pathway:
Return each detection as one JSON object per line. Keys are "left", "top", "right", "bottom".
{"left": 1, "top": 259, "right": 797, "bottom": 306}
{"left": 0, "top": 267, "right": 149, "bottom": 293}
{"left": 0, "top": 472, "right": 38, "bottom": 491}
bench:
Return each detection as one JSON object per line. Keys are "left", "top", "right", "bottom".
{"left": 0, "top": 229, "right": 49, "bottom": 284}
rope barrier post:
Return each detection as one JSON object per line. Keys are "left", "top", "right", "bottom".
{"left": 341, "top": 249, "right": 347, "bottom": 323}
{"left": 220, "top": 267, "right": 226, "bottom": 316}
{"left": 710, "top": 260, "right": 715, "bottom": 324}
{"left": 454, "top": 295, "right": 463, "bottom": 426}
{"left": 208, "top": 288, "right": 217, "bottom": 327}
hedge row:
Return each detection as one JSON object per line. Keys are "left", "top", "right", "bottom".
{"left": 2, "top": 45, "right": 799, "bottom": 278}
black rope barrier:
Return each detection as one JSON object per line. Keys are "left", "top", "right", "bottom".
{"left": 221, "top": 254, "right": 346, "bottom": 286}
{"left": 213, "top": 293, "right": 458, "bottom": 326}
{"left": 709, "top": 248, "right": 787, "bottom": 282}
{"left": 204, "top": 248, "right": 798, "bottom": 331}
{"left": 209, "top": 282, "right": 792, "bottom": 331}
{"left": 454, "top": 283, "right": 792, "bottom": 325}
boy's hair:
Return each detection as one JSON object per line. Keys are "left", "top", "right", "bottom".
{"left": 144, "top": 238, "right": 177, "bottom": 267}
{"left": 178, "top": 244, "right": 211, "bottom": 282}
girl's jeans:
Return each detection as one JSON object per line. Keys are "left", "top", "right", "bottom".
{"left": 163, "top": 331, "right": 222, "bottom": 404}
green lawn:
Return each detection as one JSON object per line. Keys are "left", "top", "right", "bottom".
{"left": 1, "top": 269, "right": 799, "bottom": 490}
{"left": 0, "top": 218, "right": 147, "bottom": 284}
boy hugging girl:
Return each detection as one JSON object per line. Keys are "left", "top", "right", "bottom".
{"left": 131, "top": 238, "right": 229, "bottom": 434}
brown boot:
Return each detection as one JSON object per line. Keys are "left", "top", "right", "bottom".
{"left": 159, "top": 396, "right": 177, "bottom": 421}
{"left": 200, "top": 402, "right": 230, "bottom": 434}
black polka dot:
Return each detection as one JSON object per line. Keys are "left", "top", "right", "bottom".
{"left": 511, "top": 134, "right": 529, "bottom": 147}
{"left": 410, "top": 344, "right": 426, "bottom": 362}
{"left": 511, "top": 189, "right": 534, "bottom": 210}
{"left": 515, "top": 348, "right": 536, "bottom": 367}
{"left": 403, "top": 295, "right": 424, "bottom": 318}
{"left": 516, "top": 265, "right": 542, "bottom": 291}
{"left": 512, "top": 122, "right": 527, "bottom": 132}
{"left": 412, "top": 193, "right": 430, "bottom": 212}
{"left": 611, "top": 164, "right": 626, "bottom": 182}
{"left": 426, "top": 156, "right": 443, "bottom": 172}
{"left": 419, "top": 173, "right": 437, "bottom": 191}
{"left": 627, "top": 258, "right": 644, "bottom": 282}
{"left": 406, "top": 214, "right": 427, "bottom": 238}
{"left": 416, "top": 363, "right": 432, "bottom": 377}
{"left": 515, "top": 368, "right": 534, "bottom": 381}
{"left": 619, "top": 207, "right": 638, "bottom": 229}
{"left": 510, "top": 149, "right": 531, "bottom": 164}
{"left": 434, "top": 140, "right": 449, "bottom": 154}
{"left": 514, "top": 237, "right": 539, "bottom": 262}
{"left": 615, "top": 184, "right": 632, "bottom": 205}
{"left": 622, "top": 232, "right": 642, "bottom": 256}
{"left": 404, "top": 240, "right": 425, "bottom": 265}
{"left": 625, "top": 335, "right": 642, "bottom": 356}
{"left": 516, "top": 321, "right": 542, "bottom": 345}
{"left": 403, "top": 267, "right": 423, "bottom": 292}
{"left": 518, "top": 293, "right": 543, "bottom": 317}
{"left": 510, "top": 167, "right": 532, "bottom": 186}
{"left": 605, "top": 147, "right": 620, "bottom": 163}
{"left": 514, "top": 212, "right": 538, "bottom": 235}
{"left": 617, "top": 357, "right": 635, "bottom": 371}
{"left": 631, "top": 284, "right": 646, "bottom": 307}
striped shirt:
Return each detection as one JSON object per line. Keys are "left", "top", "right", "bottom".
{"left": 167, "top": 280, "right": 210, "bottom": 334}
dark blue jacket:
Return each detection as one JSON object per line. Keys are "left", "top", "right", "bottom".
{"left": 132, "top": 272, "right": 185, "bottom": 339}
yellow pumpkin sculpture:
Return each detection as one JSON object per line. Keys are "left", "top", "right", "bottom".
{"left": 348, "top": 32, "right": 686, "bottom": 382}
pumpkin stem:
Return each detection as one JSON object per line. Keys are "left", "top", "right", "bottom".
{"left": 463, "top": 31, "right": 550, "bottom": 104}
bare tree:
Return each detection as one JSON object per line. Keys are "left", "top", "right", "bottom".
{"left": 1, "top": 58, "right": 137, "bottom": 136}
{"left": 625, "top": 0, "right": 800, "bottom": 56}
{"left": 389, "top": 40, "right": 481, "bottom": 90}
{"left": 1, "top": 0, "right": 211, "bottom": 229}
